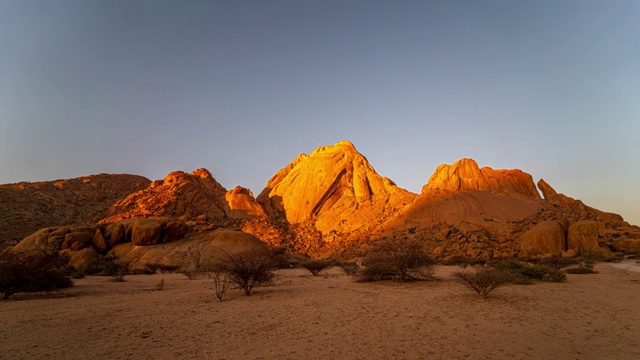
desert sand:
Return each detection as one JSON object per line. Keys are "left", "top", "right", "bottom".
{"left": 1, "top": 263, "right": 639, "bottom": 360}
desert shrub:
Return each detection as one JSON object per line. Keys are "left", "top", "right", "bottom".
{"left": 301, "top": 259, "right": 332, "bottom": 276}
{"left": 600, "top": 253, "right": 624, "bottom": 263}
{"left": 453, "top": 269, "right": 515, "bottom": 298}
{"left": 359, "top": 238, "right": 434, "bottom": 282}
{"left": 270, "top": 248, "right": 294, "bottom": 269}
{"left": 75, "top": 257, "right": 127, "bottom": 277}
{"left": 215, "top": 250, "right": 276, "bottom": 296}
{"left": 0, "top": 251, "right": 73, "bottom": 300}
{"left": 443, "top": 256, "right": 487, "bottom": 268}
{"left": 336, "top": 262, "right": 359, "bottom": 276}
{"left": 203, "top": 263, "right": 232, "bottom": 302}
{"left": 489, "top": 259, "right": 566, "bottom": 283}
{"left": 565, "top": 259, "right": 598, "bottom": 274}
{"left": 146, "top": 263, "right": 180, "bottom": 274}
{"left": 182, "top": 269, "right": 201, "bottom": 280}
{"left": 538, "top": 257, "right": 579, "bottom": 270}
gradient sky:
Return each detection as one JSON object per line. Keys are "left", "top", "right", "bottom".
{"left": 1, "top": 1, "right": 639, "bottom": 224}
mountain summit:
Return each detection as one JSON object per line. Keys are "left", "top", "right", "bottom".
{"left": 257, "top": 140, "right": 415, "bottom": 234}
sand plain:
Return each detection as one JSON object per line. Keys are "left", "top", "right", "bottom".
{"left": 1, "top": 263, "right": 639, "bottom": 360}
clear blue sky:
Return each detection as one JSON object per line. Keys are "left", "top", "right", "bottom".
{"left": 1, "top": 0, "right": 639, "bottom": 225}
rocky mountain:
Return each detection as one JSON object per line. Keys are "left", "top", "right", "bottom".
{"left": 4, "top": 140, "right": 640, "bottom": 264}
{"left": 0, "top": 174, "right": 150, "bottom": 248}
{"left": 256, "top": 140, "right": 415, "bottom": 234}
{"left": 101, "top": 168, "right": 265, "bottom": 224}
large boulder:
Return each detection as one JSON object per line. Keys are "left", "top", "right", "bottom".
{"left": 109, "top": 229, "right": 269, "bottom": 272}
{"left": 65, "top": 247, "right": 99, "bottom": 269}
{"left": 519, "top": 221, "right": 566, "bottom": 257}
{"left": 104, "top": 222, "right": 126, "bottom": 247}
{"left": 567, "top": 221, "right": 607, "bottom": 255}
{"left": 92, "top": 229, "right": 109, "bottom": 253}
{"left": 164, "top": 219, "right": 189, "bottom": 242}
{"left": 131, "top": 218, "right": 164, "bottom": 245}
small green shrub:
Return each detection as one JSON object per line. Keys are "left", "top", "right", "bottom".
{"left": 489, "top": 259, "right": 566, "bottom": 282}
{"left": 565, "top": 264, "right": 598, "bottom": 274}
{"left": 538, "top": 257, "right": 579, "bottom": 270}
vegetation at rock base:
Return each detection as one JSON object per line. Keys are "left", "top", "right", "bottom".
{"left": 301, "top": 259, "right": 333, "bottom": 276}
{"left": 488, "top": 258, "right": 566, "bottom": 283}
{"left": 0, "top": 251, "right": 72, "bottom": 300}
{"left": 357, "top": 238, "right": 434, "bottom": 282}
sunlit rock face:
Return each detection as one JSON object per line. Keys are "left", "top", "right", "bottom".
{"left": 102, "top": 168, "right": 265, "bottom": 224}
{"left": 225, "top": 186, "right": 266, "bottom": 219}
{"left": 257, "top": 140, "right": 416, "bottom": 233}
{"left": 422, "top": 158, "right": 541, "bottom": 199}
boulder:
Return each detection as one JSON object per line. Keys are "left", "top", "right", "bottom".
{"left": 104, "top": 222, "right": 126, "bottom": 247}
{"left": 131, "top": 218, "right": 164, "bottom": 245}
{"left": 519, "top": 221, "right": 566, "bottom": 257}
{"left": 567, "top": 221, "right": 607, "bottom": 255}
{"left": 164, "top": 219, "right": 189, "bottom": 242}
{"left": 109, "top": 229, "right": 269, "bottom": 272}
{"left": 62, "top": 232, "right": 94, "bottom": 250}
{"left": 92, "top": 229, "right": 109, "bottom": 253}
{"left": 66, "top": 247, "right": 99, "bottom": 270}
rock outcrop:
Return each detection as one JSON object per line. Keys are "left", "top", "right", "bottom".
{"left": 109, "top": 229, "right": 269, "bottom": 272}
{"left": 257, "top": 140, "right": 415, "bottom": 234}
{"left": 0, "top": 174, "right": 150, "bottom": 249}
{"left": 567, "top": 221, "right": 609, "bottom": 256}
{"left": 102, "top": 169, "right": 266, "bottom": 224}
{"left": 422, "top": 158, "right": 541, "bottom": 199}
{"left": 518, "top": 221, "right": 566, "bottom": 257}
{"left": 225, "top": 186, "right": 266, "bottom": 219}
{"left": 102, "top": 169, "right": 229, "bottom": 224}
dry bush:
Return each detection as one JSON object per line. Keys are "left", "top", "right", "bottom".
{"left": 0, "top": 251, "right": 73, "bottom": 300}
{"left": 453, "top": 269, "right": 515, "bottom": 298}
{"left": 206, "top": 265, "right": 232, "bottom": 301}
{"left": 301, "top": 259, "right": 332, "bottom": 276}
{"left": 215, "top": 249, "right": 276, "bottom": 296}
{"left": 146, "top": 263, "right": 180, "bottom": 274}
{"left": 359, "top": 238, "right": 434, "bottom": 282}
{"left": 337, "top": 262, "right": 359, "bottom": 276}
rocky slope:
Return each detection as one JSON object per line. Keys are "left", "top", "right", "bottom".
{"left": 0, "top": 174, "right": 150, "bottom": 249}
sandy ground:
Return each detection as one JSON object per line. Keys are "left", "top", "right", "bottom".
{"left": 1, "top": 262, "right": 639, "bottom": 360}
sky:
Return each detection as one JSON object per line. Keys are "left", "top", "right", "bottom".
{"left": 1, "top": 0, "right": 639, "bottom": 225}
